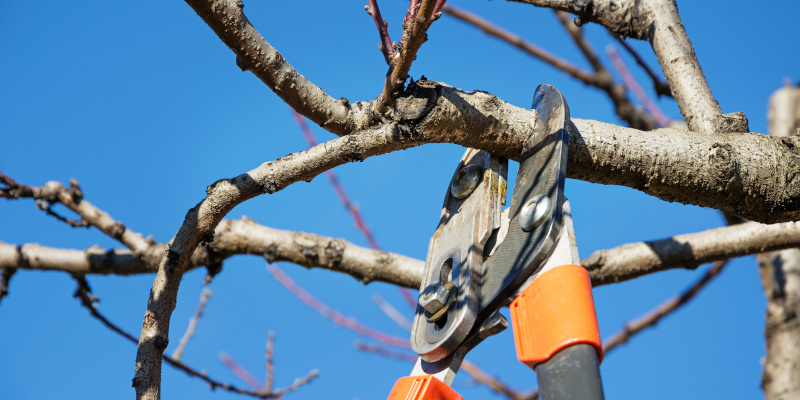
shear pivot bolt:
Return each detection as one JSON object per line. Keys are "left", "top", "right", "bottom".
{"left": 519, "top": 194, "right": 550, "bottom": 231}
{"left": 418, "top": 282, "right": 456, "bottom": 322}
{"left": 450, "top": 165, "right": 480, "bottom": 199}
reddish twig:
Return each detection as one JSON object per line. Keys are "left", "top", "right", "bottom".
{"left": 70, "top": 276, "right": 281, "bottom": 398}
{"left": 603, "top": 259, "right": 730, "bottom": 354}
{"left": 290, "top": 109, "right": 417, "bottom": 307}
{"left": 461, "top": 361, "right": 539, "bottom": 400}
{"left": 606, "top": 45, "right": 670, "bottom": 128}
{"left": 220, "top": 342, "right": 318, "bottom": 398}
{"left": 614, "top": 37, "right": 672, "bottom": 98}
{"left": 364, "top": 0, "right": 396, "bottom": 64}
{"left": 372, "top": 293, "right": 413, "bottom": 331}
{"left": 172, "top": 288, "right": 212, "bottom": 361}
{"left": 376, "top": 0, "right": 440, "bottom": 115}
{"left": 220, "top": 353, "right": 266, "bottom": 391}
{"left": 269, "top": 265, "right": 410, "bottom": 348}
{"left": 290, "top": 109, "right": 382, "bottom": 250}
{"left": 355, "top": 341, "right": 418, "bottom": 363}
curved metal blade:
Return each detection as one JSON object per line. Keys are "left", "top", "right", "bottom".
{"left": 477, "top": 84, "right": 571, "bottom": 320}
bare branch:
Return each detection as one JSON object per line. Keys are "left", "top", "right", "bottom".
{"left": 443, "top": 5, "right": 594, "bottom": 86}
{"left": 511, "top": 0, "right": 748, "bottom": 134}
{"left": 757, "top": 85, "right": 800, "bottom": 400}
{"left": 614, "top": 37, "right": 672, "bottom": 98}
{"left": 172, "top": 288, "right": 212, "bottom": 361}
{"left": 606, "top": 45, "right": 670, "bottom": 127}
{"left": 265, "top": 332, "right": 275, "bottom": 394}
{"left": 365, "top": 0, "right": 396, "bottom": 64}
{"left": 0, "top": 173, "right": 155, "bottom": 259}
{"left": 603, "top": 259, "right": 729, "bottom": 353}
{"left": 442, "top": 5, "right": 657, "bottom": 130}
{"left": 372, "top": 293, "right": 413, "bottom": 331}
{"left": 269, "top": 265, "right": 409, "bottom": 348}
{"left": 461, "top": 361, "right": 539, "bottom": 400}
{"left": 6, "top": 206, "right": 800, "bottom": 291}
{"left": 183, "top": 0, "right": 371, "bottom": 136}
{"left": 375, "top": 0, "right": 440, "bottom": 115}
{"left": 585, "top": 221, "right": 800, "bottom": 286}
{"left": 71, "top": 276, "right": 284, "bottom": 398}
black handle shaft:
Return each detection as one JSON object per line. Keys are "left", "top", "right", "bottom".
{"left": 537, "top": 344, "right": 604, "bottom": 400}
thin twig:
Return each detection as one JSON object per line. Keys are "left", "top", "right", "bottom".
{"left": 268, "top": 265, "right": 410, "bottom": 348}
{"left": 0, "top": 173, "right": 154, "bottom": 257}
{"left": 0, "top": 267, "right": 18, "bottom": 305}
{"left": 365, "top": 0, "right": 396, "bottom": 64}
{"left": 442, "top": 5, "right": 596, "bottom": 85}
{"left": 70, "top": 276, "right": 283, "bottom": 398}
{"left": 607, "top": 45, "right": 670, "bottom": 127}
{"left": 614, "top": 37, "right": 672, "bottom": 98}
{"left": 554, "top": 10, "right": 605, "bottom": 72}
{"left": 220, "top": 353, "right": 265, "bottom": 391}
{"left": 355, "top": 341, "right": 418, "bottom": 363}
{"left": 372, "top": 293, "right": 413, "bottom": 331}
{"left": 603, "top": 259, "right": 730, "bottom": 354}
{"left": 265, "top": 332, "right": 275, "bottom": 394}
{"left": 376, "top": 0, "right": 440, "bottom": 114}
{"left": 172, "top": 288, "right": 212, "bottom": 361}
{"left": 441, "top": 5, "right": 658, "bottom": 130}
{"left": 290, "top": 109, "right": 417, "bottom": 315}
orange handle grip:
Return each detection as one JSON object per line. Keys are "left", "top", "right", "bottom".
{"left": 510, "top": 264, "right": 603, "bottom": 369}
{"left": 387, "top": 375, "right": 462, "bottom": 400}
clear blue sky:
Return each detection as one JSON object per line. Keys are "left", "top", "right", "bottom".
{"left": 1, "top": 1, "right": 798, "bottom": 399}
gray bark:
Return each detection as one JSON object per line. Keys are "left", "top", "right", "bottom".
{"left": 757, "top": 86, "right": 800, "bottom": 400}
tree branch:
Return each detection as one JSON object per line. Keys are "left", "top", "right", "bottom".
{"left": 603, "top": 259, "right": 728, "bottom": 353}
{"left": 511, "top": 0, "right": 748, "bottom": 134}
{"left": 375, "top": 0, "right": 440, "bottom": 115}
{"left": 614, "top": 37, "right": 672, "bottom": 98}
{"left": 442, "top": 5, "right": 658, "bottom": 131}
{"left": 585, "top": 221, "right": 800, "bottom": 286}
{"left": 6, "top": 216, "right": 800, "bottom": 291}
{"left": 72, "top": 276, "right": 289, "bottom": 398}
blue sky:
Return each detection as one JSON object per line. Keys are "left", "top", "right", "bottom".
{"left": 1, "top": 1, "right": 798, "bottom": 399}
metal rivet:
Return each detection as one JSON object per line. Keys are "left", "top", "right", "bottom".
{"left": 450, "top": 165, "right": 479, "bottom": 199}
{"left": 418, "top": 282, "right": 457, "bottom": 322}
{"left": 519, "top": 194, "right": 550, "bottom": 231}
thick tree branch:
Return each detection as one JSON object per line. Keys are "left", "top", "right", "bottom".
{"left": 511, "top": 0, "right": 748, "bottom": 134}
{"left": 585, "top": 221, "right": 800, "bottom": 285}
{"left": 7, "top": 216, "right": 800, "bottom": 291}
{"left": 182, "top": 0, "right": 372, "bottom": 136}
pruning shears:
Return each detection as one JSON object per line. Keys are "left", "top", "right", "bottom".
{"left": 387, "top": 85, "right": 604, "bottom": 400}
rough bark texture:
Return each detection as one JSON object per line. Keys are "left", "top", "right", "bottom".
{"left": 757, "top": 86, "right": 800, "bottom": 400}
{"left": 8, "top": 216, "right": 800, "bottom": 291}
{"left": 585, "top": 221, "right": 800, "bottom": 286}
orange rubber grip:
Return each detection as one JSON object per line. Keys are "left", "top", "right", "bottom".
{"left": 510, "top": 264, "right": 603, "bottom": 369}
{"left": 387, "top": 375, "right": 462, "bottom": 400}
